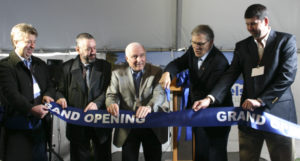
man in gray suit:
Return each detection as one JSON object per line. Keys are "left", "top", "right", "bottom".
{"left": 106, "top": 42, "right": 168, "bottom": 161}
{"left": 194, "top": 4, "right": 297, "bottom": 161}
{"left": 56, "top": 33, "right": 112, "bottom": 161}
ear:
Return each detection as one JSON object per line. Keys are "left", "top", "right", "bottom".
{"left": 75, "top": 46, "right": 80, "bottom": 53}
{"left": 264, "top": 17, "right": 269, "bottom": 26}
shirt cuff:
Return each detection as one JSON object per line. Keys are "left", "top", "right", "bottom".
{"left": 207, "top": 95, "right": 215, "bottom": 104}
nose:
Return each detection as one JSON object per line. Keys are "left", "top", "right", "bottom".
{"left": 30, "top": 42, "right": 35, "bottom": 49}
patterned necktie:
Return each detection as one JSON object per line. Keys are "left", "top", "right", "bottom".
{"left": 23, "top": 59, "right": 41, "bottom": 99}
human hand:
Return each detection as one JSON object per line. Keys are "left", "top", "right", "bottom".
{"left": 192, "top": 97, "right": 211, "bottom": 111}
{"left": 56, "top": 98, "right": 68, "bottom": 108}
{"left": 159, "top": 72, "right": 171, "bottom": 89}
{"left": 42, "top": 96, "right": 54, "bottom": 103}
{"left": 107, "top": 103, "right": 119, "bottom": 117}
{"left": 84, "top": 102, "right": 98, "bottom": 112}
{"left": 135, "top": 106, "right": 151, "bottom": 118}
{"left": 242, "top": 99, "right": 261, "bottom": 111}
{"left": 31, "top": 104, "right": 49, "bottom": 119}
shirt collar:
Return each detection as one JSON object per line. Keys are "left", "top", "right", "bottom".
{"left": 15, "top": 50, "right": 32, "bottom": 63}
{"left": 254, "top": 27, "right": 271, "bottom": 48}
{"left": 198, "top": 47, "right": 212, "bottom": 61}
{"left": 130, "top": 68, "right": 144, "bottom": 75}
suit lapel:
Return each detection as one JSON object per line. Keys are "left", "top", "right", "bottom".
{"left": 70, "top": 57, "right": 86, "bottom": 93}
{"left": 139, "top": 64, "right": 150, "bottom": 97}
{"left": 125, "top": 66, "right": 136, "bottom": 97}
{"left": 247, "top": 38, "right": 260, "bottom": 66}
{"left": 261, "top": 30, "right": 276, "bottom": 65}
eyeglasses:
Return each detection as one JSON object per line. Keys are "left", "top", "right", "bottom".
{"left": 190, "top": 40, "right": 209, "bottom": 46}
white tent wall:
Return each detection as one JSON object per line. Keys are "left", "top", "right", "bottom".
{"left": 1, "top": 0, "right": 300, "bottom": 160}
{"left": 179, "top": 0, "right": 300, "bottom": 50}
{"left": 0, "top": 0, "right": 176, "bottom": 50}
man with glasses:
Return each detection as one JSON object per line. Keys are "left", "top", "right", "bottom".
{"left": 159, "top": 25, "right": 232, "bottom": 161}
{"left": 56, "top": 33, "right": 112, "bottom": 161}
{"left": 0, "top": 23, "right": 55, "bottom": 161}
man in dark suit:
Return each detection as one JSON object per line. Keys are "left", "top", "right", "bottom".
{"left": 56, "top": 33, "right": 112, "bottom": 161}
{"left": 194, "top": 4, "right": 297, "bottom": 161}
{"left": 0, "top": 23, "right": 55, "bottom": 161}
{"left": 159, "top": 25, "right": 232, "bottom": 161}
{"left": 106, "top": 42, "right": 168, "bottom": 161}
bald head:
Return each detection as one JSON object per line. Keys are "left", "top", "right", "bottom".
{"left": 125, "top": 42, "right": 146, "bottom": 71}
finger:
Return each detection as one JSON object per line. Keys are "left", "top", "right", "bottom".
{"left": 84, "top": 106, "right": 89, "bottom": 113}
{"left": 192, "top": 101, "right": 199, "bottom": 109}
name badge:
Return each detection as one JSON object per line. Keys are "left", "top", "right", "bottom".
{"left": 251, "top": 66, "right": 264, "bottom": 77}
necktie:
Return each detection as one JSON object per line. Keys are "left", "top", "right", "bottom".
{"left": 133, "top": 71, "right": 142, "bottom": 95}
{"left": 83, "top": 65, "right": 91, "bottom": 88}
{"left": 23, "top": 59, "right": 41, "bottom": 99}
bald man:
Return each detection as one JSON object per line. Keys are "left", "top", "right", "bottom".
{"left": 106, "top": 42, "right": 168, "bottom": 161}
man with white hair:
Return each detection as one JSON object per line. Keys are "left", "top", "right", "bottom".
{"left": 106, "top": 42, "right": 168, "bottom": 161}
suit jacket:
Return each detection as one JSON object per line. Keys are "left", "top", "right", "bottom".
{"left": 165, "top": 45, "right": 232, "bottom": 107}
{"left": 106, "top": 63, "right": 168, "bottom": 147}
{"left": 56, "top": 56, "right": 112, "bottom": 142}
{"left": 0, "top": 51, "right": 55, "bottom": 127}
{"left": 211, "top": 30, "right": 298, "bottom": 124}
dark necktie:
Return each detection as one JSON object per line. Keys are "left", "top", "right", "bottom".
{"left": 83, "top": 65, "right": 91, "bottom": 88}
{"left": 133, "top": 71, "right": 142, "bottom": 95}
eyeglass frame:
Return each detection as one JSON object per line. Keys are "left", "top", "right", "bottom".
{"left": 190, "top": 40, "right": 209, "bottom": 46}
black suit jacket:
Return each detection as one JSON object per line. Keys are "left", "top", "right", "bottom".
{"left": 211, "top": 30, "right": 298, "bottom": 123}
{"left": 56, "top": 56, "right": 112, "bottom": 142}
{"left": 0, "top": 51, "right": 55, "bottom": 126}
{"left": 165, "top": 45, "right": 232, "bottom": 107}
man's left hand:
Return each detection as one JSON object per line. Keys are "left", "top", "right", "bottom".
{"left": 42, "top": 96, "right": 54, "bottom": 103}
{"left": 135, "top": 106, "right": 151, "bottom": 118}
{"left": 84, "top": 102, "right": 98, "bottom": 112}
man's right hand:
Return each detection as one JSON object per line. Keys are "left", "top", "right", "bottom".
{"left": 31, "top": 104, "right": 49, "bottom": 119}
{"left": 159, "top": 72, "right": 171, "bottom": 89}
{"left": 107, "top": 103, "right": 119, "bottom": 117}
{"left": 56, "top": 98, "right": 68, "bottom": 108}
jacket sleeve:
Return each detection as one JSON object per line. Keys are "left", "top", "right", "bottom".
{"left": 164, "top": 47, "right": 191, "bottom": 79}
{"left": 105, "top": 70, "right": 120, "bottom": 107}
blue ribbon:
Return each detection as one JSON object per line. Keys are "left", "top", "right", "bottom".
{"left": 46, "top": 102, "right": 300, "bottom": 140}
{"left": 175, "top": 70, "right": 192, "bottom": 141}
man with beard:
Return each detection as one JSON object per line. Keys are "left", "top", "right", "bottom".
{"left": 194, "top": 4, "right": 297, "bottom": 161}
{"left": 0, "top": 23, "right": 55, "bottom": 161}
{"left": 56, "top": 33, "right": 112, "bottom": 161}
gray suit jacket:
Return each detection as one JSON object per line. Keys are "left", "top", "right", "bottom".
{"left": 106, "top": 63, "right": 168, "bottom": 147}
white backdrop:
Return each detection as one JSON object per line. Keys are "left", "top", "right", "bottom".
{"left": 0, "top": 0, "right": 299, "bottom": 51}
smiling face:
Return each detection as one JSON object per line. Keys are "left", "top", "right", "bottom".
{"left": 125, "top": 43, "right": 146, "bottom": 72}
{"left": 76, "top": 38, "right": 97, "bottom": 64}
{"left": 14, "top": 33, "right": 36, "bottom": 60}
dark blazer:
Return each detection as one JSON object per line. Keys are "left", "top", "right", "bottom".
{"left": 106, "top": 63, "right": 168, "bottom": 147}
{"left": 211, "top": 30, "right": 298, "bottom": 123}
{"left": 0, "top": 51, "right": 55, "bottom": 121}
{"left": 165, "top": 45, "right": 232, "bottom": 107}
{"left": 56, "top": 56, "right": 112, "bottom": 142}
